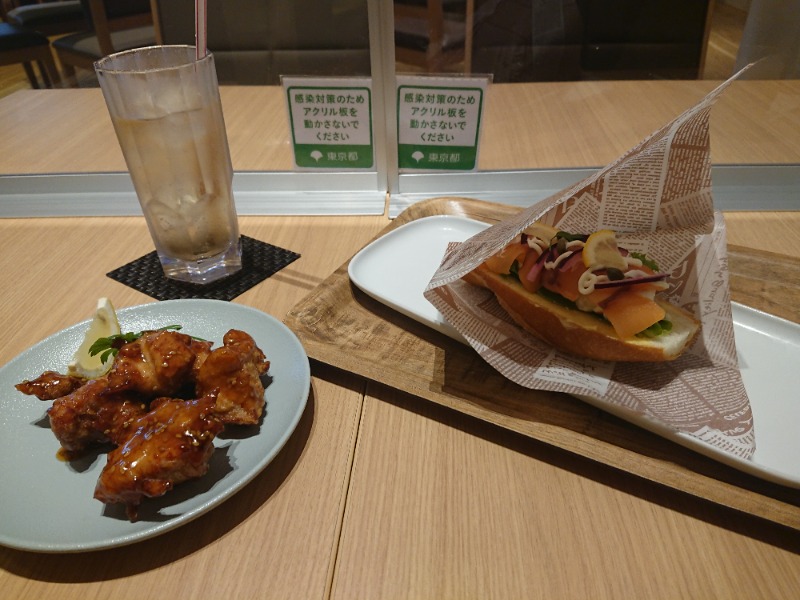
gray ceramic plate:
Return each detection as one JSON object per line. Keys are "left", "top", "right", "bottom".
{"left": 0, "top": 299, "right": 310, "bottom": 552}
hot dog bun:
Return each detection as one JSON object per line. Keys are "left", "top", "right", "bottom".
{"left": 464, "top": 263, "right": 700, "bottom": 362}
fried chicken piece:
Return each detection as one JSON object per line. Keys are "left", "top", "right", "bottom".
{"left": 48, "top": 378, "right": 148, "bottom": 456}
{"left": 16, "top": 371, "right": 84, "bottom": 400}
{"left": 190, "top": 337, "right": 213, "bottom": 378}
{"left": 106, "top": 330, "right": 202, "bottom": 398}
{"left": 195, "top": 329, "right": 269, "bottom": 425}
{"left": 93, "top": 396, "right": 223, "bottom": 521}
{"left": 223, "top": 329, "right": 269, "bottom": 375}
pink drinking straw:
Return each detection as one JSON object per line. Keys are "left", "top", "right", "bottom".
{"left": 195, "top": 0, "right": 208, "bottom": 59}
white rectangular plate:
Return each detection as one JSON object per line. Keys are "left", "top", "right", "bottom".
{"left": 348, "top": 215, "right": 800, "bottom": 488}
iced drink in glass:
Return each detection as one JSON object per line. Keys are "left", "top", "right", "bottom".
{"left": 95, "top": 46, "right": 241, "bottom": 284}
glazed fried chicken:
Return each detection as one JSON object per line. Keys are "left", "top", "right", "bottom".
{"left": 190, "top": 337, "right": 214, "bottom": 377}
{"left": 47, "top": 378, "right": 147, "bottom": 456}
{"left": 21, "top": 332, "right": 214, "bottom": 458}
{"left": 15, "top": 371, "right": 84, "bottom": 400}
{"left": 195, "top": 329, "right": 269, "bottom": 425}
{"left": 223, "top": 329, "right": 269, "bottom": 375}
{"left": 16, "top": 325, "right": 269, "bottom": 519}
{"left": 106, "top": 330, "right": 209, "bottom": 398}
{"left": 94, "top": 396, "right": 223, "bottom": 521}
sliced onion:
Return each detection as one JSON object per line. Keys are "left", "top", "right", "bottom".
{"left": 556, "top": 249, "right": 583, "bottom": 271}
{"left": 523, "top": 247, "right": 548, "bottom": 282}
{"left": 594, "top": 273, "right": 668, "bottom": 289}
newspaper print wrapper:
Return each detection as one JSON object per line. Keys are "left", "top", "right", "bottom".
{"left": 424, "top": 72, "right": 755, "bottom": 459}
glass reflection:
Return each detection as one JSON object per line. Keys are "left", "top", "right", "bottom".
{"left": 156, "top": 0, "right": 372, "bottom": 85}
{"left": 392, "top": 0, "right": 769, "bottom": 82}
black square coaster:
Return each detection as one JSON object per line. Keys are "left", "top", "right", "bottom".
{"left": 107, "top": 235, "right": 300, "bottom": 301}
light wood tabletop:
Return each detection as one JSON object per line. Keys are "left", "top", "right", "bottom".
{"left": 2, "top": 79, "right": 800, "bottom": 174}
{"left": 1, "top": 80, "right": 799, "bottom": 599}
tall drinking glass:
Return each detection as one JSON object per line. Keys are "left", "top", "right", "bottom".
{"left": 95, "top": 45, "right": 241, "bottom": 284}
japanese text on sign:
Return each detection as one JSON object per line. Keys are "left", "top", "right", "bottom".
{"left": 396, "top": 76, "right": 488, "bottom": 171}
{"left": 284, "top": 78, "right": 374, "bottom": 169}
{"left": 290, "top": 90, "right": 370, "bottom": 145}
{"left": 294, "top": 91, "right": 367, "bottom": 143}
{"left": 398, "top": 86, "right": 481, "bottom": 147}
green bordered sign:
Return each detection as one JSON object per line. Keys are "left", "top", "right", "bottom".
{"left": 397, "top": 75, "right": 490, "bottom": 171}
{"left": 283, "top": 77, "right": 374, "bottom": 169}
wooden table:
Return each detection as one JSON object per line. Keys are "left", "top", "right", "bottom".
{"left": 2, "top": 79, "right": 800, "bottom": 174}
{"left": 1, "top": 81, "right": 799, "bottom": 599}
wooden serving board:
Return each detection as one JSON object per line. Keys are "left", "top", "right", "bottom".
{"left": 285, "top": 197, "right": 800, "bottom": 530}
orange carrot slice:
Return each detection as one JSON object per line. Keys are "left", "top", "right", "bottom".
{"left": 484, "top": 243, "right": 527, "bottom": 274}
{"left": 544, "top": 256, "right": 585, "bottom": 301}
{"left": 603, "top": 291, "right": 666, "bottom": 339}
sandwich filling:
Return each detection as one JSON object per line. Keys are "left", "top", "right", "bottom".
{"left": 481, "top": 225, "right": 674, "bottom": 339}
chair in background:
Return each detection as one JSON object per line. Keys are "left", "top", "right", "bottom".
{"left": 469, "top": 0, "right": 585, "bottom": 82}
{"left": 51, "top": 0, "right": 155, "bottom": 85}
{"left": 152, "top": 0, "right": 371, "bottom": 85}
{"left": 469, "top": 0, "right": 712, "bottom": 82}
{"left": 575, "top": 0, "right": 713, "bottom": 80}
{"left": 0, "top": 20, "right": 61, "bottom": 87}
{"left": 394, "top": 0, "right": 473, "bottom": 74}
{"left": 4, "top": 0, "right": 86, "bottom": 37}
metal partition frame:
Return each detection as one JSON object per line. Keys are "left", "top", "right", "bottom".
{"left": 0, "top": 171, "right": 387, "bottom": 217}
{"left": 389, "top": 164, "right": 800, "bottom": 218}
{"left": 1, "top": 1, "right": 798, "bottom": 218}
{"left": 0, "top": 0, "right": 395, "bottom": 219}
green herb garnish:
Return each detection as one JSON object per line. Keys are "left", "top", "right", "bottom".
{"left": 88, "top": 325, "right": 185, "bottom": 363}
{"left": 630, "top": 251, "right": 659, "bottom": 272}
{"left": 555, "top": 231, "right": 588, "bottom": 243}
{"left": 637, "top": 319, "right": 673, "bottom": 338}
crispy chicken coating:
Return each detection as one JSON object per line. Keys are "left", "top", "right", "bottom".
{"left": 106, "top": 330, "right": 202, "bottom": 398}
{"left": 94, "top": 396, "right": 223, "bottom": 521}
{"left": 195, "top": 329, "right": 269, "bottom": 425}
{"left": 190, "top": 338, "right": 214, "bottom": 377}
{"left": 47, "top": 378, "right": 147, "bottom": 456}
{"left": 17, "top": 326, "right": 268, "bottom": 518}
{"left": 15, "top": 371, "right": 84, "bottom": 400}
{"left": 223, "top": 329, "right": 269, "bottom": 376}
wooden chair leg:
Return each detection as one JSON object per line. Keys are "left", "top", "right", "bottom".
{"left": 38, "top": 51, "right": 61, "bottom": 88}
{"left": 22, "top": 61, "right": 41, "bottom": 89}
{"left": 37, "top": 60, "right": 53, "bottom": 87}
